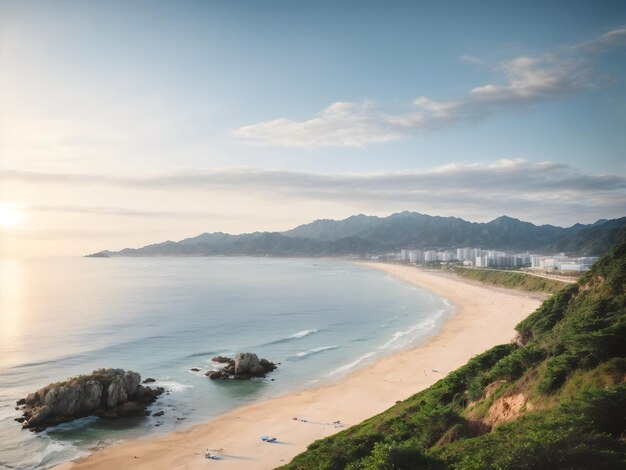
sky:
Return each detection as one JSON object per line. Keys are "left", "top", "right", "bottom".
{"left": 1, "top": 0, "right": 625, "bottom": 257}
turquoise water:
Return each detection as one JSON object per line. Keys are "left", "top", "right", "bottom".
{"left": 0, "top": 257, "right": 452, "bottom": 469}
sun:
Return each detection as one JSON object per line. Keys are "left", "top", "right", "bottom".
{"left": 0, "top": 203, "right": 24, "bottom": 229}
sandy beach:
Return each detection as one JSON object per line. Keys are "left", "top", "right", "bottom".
{"left": 55, "top": 263, "right": 542, "bottom": 470}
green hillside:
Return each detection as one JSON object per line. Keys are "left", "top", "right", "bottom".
{"left": 450, "top": 267, "right": 569, "bottom": 294}
{"left": 281, "top": 240, "right": 626, "bottom": 469}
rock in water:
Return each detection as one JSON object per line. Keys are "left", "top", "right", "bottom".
{"left": 205, "top": 370, "right": 228, "bottom": 379}
{"left": 234, "top": 352, "right": 261, "bottom": 375}
{"left": 259, "top": 358, "right": 277, "bottom": 372}
{"left": 206, "top": 353, "right": 277, "bottom": 380}
{"left": 106, "top": 369, "right": 141, "bottom": 408}
{"left": 211, "top": 355, "right": 232, "bottom": 363}
{"left": 16, "top": 368, "right": 164, "bottom": 432}
{"left": 44, "top": 379, "right": 103, "bottom": 416}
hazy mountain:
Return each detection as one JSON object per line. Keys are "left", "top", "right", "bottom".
{"left": 284, "top": 212, "right": 580, "bottom": 249}
{"left": 87, "top": 213, "right": 626, "bottom": 258}
{"left": 546, "top": 218, "right": 626, "bottom": 255}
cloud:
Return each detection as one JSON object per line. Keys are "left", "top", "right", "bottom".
{"left": 469, "top": 54, "right": 592, "bottom": 105}
{"left": 571, "top": 27, "right": 626, "bottom": 53}
{"left": 232, "top": 101, "right": 404, "bottom": 148}
{"left": 10, "top": 228, "right": 144, "bottom": 240}
{"left": 3, "top": 160, "right": 625, "bottom": 225}
{"left": 233, "top": 28, "right": 626, "bottom": 148}
{"left": 459, "top": 54, "right": 485, "bottom": 65}
{"left": 25, "top": 204, "right": 233, "bottom": 219}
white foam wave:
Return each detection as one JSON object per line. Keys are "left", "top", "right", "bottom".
{"left": 40, "top": 416, "right": 98, "bottom": 435}
{"left": 289, "top": 328, "right": 319, "bottom": 339}
{"left": 153, "top": 381, "right": 193, "bottom": 392}
{"left": 41, "top": 441, "right": 75, "bottom": 458}
{"left": 328, "top": 308, "right": 448, "bottom": 377}
{"left": 296, "top": 345, "right": 338, "bottom": 357}
{"left": 377, "top": 313, "right": 442, "bottom": 351}
{"left": 328, "top": 351, "right": 376, "bottom": 377}
{"left": 38, "top": 440, "right": 89, "bottom": 468}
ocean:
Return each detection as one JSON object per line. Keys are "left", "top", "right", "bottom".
{"left": 0, "top": 257, "right": 453, "bottom": 469}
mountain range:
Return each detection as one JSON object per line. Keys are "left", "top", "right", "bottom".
{"left": 87, "top": 212, "right": 626, "bottom": 258}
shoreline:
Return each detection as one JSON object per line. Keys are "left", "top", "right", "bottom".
{"left": 55, "top": 263, "right": 542, "bottom": 470}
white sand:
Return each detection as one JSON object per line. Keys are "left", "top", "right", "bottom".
{"left": 55, "top": 263, "right": 542, "bottom": 470}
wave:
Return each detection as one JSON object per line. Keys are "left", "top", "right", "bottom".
{"left": 152, "top": 380, "right": 193, "bottom": 393}
{"left": 39, "top": 441, "right": 87, "bottom": 467}
{"left": 296, "top": 345, "right": 338, "bottom": 358}
{"left": 328, "top": 351, "right": 376, "bottom": 377}
{"left": 8, "top": 357, "right": 63, "bottom": 370}
{"left": 328, "top": 309, "right": 448, "bottom": 377}
{"left": 43, "top": 416, "right": 99, "bottom": 436}
{"left": 42, "top": 441, "right": 73, "bottom": 457}
{"left": 289, "top": 329, "right": 319, "bottom": 339}
{"left": 184, "top": 350, "right": 217, "bottom": 359}
{"left": 264, "top": 328, "right": 320, "bottom": 345}
{"left": 377, "top": 312, "right": 443, "bottom": 351}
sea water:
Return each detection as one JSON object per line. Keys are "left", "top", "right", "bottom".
{"left": 0, "top": 257, "right": 453, "bottom": 469}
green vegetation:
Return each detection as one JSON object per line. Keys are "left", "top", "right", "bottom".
{"left": 281, "top": 240, "right": 626, "bottom": 469}
{"left": 450, "top": 267, "right": 568, "bottom": 294}
{"left": 53, "top": 368, "right": 128, "bottom": 389}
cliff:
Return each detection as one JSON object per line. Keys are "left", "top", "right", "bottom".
{"left": 281, "top": 238, "right": 626, "bottom": 468}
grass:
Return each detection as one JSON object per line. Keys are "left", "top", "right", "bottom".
{"left": 450, "top": 267, "right": 568, "bottom": 294}
{"left": 280, "top": 239, "right": 626, "bottom": 469}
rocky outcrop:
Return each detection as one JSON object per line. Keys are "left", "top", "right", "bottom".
{"left": 106, "top": 370, "right": 141, "bottom": 408}
{"left": 234, "top": 352, "right": 260, "bottom": 374}
{"left": 206, "top": 352, "right": 277, "bottom": 380}
{"left": 16, "top": 368, "right": 164, "bottom": 432}
{"left": 211, "top": 355, "right": 231, "bottom": 363}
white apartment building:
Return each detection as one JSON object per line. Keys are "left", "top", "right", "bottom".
{"left": 409, "top": 250, "right": 425, "bottom": 263}
{"left": 529, "top": 254, "right": 598, "bottom": 272}
{"left": 437, "top": 251, "right": 455, "bottom": 262}
{"left": 396, "top": 246, "right": 595, "bottom": 271}
{"left": 456, "top": 247, "right": 473, "bottom": 262}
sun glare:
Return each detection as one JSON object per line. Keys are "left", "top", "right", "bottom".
{"left": 0, "top": 203, "right": 23, "bottom": 229}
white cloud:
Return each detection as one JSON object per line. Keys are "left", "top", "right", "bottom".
{"left": 571, "top": 27, "right": 626, "bottom": 53}
{"left": 24, "top": 204, "right": 234, "bottom": 219}
{"left": 233, "top": 28, "right": 625, "bottom": 148}
{"left": 459, "top": 54, "right": 485, "bottom": 65}
{"left": 3, "top": 160, "right": 625, "bottom": 225}
{"left": 470, "top": 54, "right": 592, "bottom": 104}
{"left": 232, "top": 101, "right": 403, "bottom": 148}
